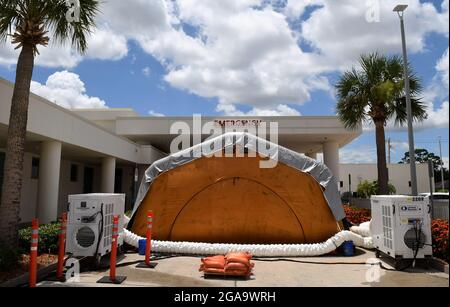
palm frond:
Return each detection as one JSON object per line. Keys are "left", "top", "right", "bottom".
{"left": 335, "top": 68, "right": 369, "bottom": 129}
{"left": 336, "top": 52, "right": 427, "bottom": 129}
{"left": 0, "top": 0, "right": 100, "bottom": 54}
{"left": 0, "top": 0, "right": 21, "bottom": 42}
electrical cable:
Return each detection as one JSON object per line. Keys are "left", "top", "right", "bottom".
{"left": 252, "top": 257, "right": 399, "bottom": 271}
{"left": 93, "top": 203, "right": 104, "bottom": 265}
{"left": 395, "top": 220, "right": 423, "bottom": 271}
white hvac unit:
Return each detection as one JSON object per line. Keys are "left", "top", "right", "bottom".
{"left": 371, "top": 195, "right": 433, "bottom": 268}
{"left": 66, "top": 194, "right": 125, "bottom": 260}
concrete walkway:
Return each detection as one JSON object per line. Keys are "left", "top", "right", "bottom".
{"left": 38, "top": 249, "right": 448, "bottom": 287}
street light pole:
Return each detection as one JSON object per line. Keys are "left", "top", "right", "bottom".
{"left": 394, "top": 4, "right": 418, "bottom": 196}
{"left": 439, "top": 136, "right": 444, "bottom": 190}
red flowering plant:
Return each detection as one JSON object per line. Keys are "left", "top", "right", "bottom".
{"left": 431, "top": 219, "right": 449, "bottom": 263}
{"left": 343, "top": 204, "right": 371, "bottom": 225}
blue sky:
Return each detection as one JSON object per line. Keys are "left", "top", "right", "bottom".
{"left": 0, "top": 0, "right": 448, "bottom": 166}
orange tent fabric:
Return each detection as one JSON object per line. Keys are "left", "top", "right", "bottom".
{"left": 130, "top": 153, "right": 341, "bottom": 244}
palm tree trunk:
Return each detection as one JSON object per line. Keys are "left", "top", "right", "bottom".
{"left": 0, "top": 43, "right": 35, "bottom": 248}
{"left": 374, "top": 119, "right": 389, "bottom": 195}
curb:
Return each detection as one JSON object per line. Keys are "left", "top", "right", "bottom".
{"left": 430, "top": 258, "right": 449, "bottom": 274}
{"left": 0, "top": 263, "right": 58, "bottom": 287}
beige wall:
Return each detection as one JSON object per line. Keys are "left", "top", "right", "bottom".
{"left": 0, "top": 79, "right": 161, "bottom": 165}
{"left": 339, "top": 163, "right": 432, "bottom": 195}
{"left": 57, "top": 160, "right": 102, "bottom": 217}
{"left": 1, "top": 148, "right": 106, "bottom": 223}
{"left": 19, "top": 152, "right": 39, "bottom": 223}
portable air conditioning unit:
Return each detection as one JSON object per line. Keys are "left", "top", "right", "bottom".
{"left": 66, "top": 194, "right": 125, "bottom": 259}
{"left": 370, "top": 195, "right": 433, "bottom": 267}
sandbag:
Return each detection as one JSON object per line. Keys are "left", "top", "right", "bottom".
{"left": 226, "top": 252, "right": 252, "bottom": 260}
{"left": 199, "top": 253, "right": 254, "bottom": 277}
{"left": 201, "top": 255, "right": 226, "bottom": 269}
{"left": 225, "top": 262, "right": 249, "bottom": 271}
{"left": 202, "top": 267, "right": 225, "bottom": 274}
{"left": 225, "top": 252, "right": 253, "bottom": 266}
{"left": 224, "top": 269, "right": 252, "bottom": 277}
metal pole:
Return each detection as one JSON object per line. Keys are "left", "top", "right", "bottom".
{"left": 348, "top": 174, "right": 352, "bottom": 205}
{"left": 398, "top": 12, "right": 418, "bottom": 196}
{"left": 428, "top": 159, "right": 434, "bottom": 219}
{"left": 439, "top": 136, "right": 444, "bottom": 191}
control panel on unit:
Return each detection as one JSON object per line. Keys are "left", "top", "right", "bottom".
{"left": 68, "top": 200, "right": 101, "bottom": 224}
{"left": 397, "top": 199, "right": 427, "bottom": 226}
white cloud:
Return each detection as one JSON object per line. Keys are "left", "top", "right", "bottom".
{"left": 390, "top": 141, "right": 409, "bottom": 153}
{"left": 0, "top": 37, "right": 82, "bottom": 68}
{"left": 114, "top": 0, "right": 446, "bottom": 114}
{"left": 284, "top": 0, "right": 322, "bottom": 19}
{"left": 416, "top": 47, "right": 449, "bottom": 130}
{"left": 1, "top": 0, "right": 448, "bottom": 118}
{"left": 85, "top": 27, "right": 128, "bottom": 61}
{"left": 142, "top": 67, "right": 151, "bottom": 77}
{"left": 216, "top": 103, "right": 301, "bottom": 116}
{"left": 30, "top": 71, "right": 107, "bottom": 109}
{"left": 339, "top": 145, "right": 377, "bottom": 163}
{"left": 301, "top": 0, "right": 449, "bottom": 70}
{"left": 436, "top": 48, "right": 449, "bottom": 90}
{"left": 0, "top": 22, "right": 128, "bottom": 68}
{"left": 148, "top": 110, "right": 165, "bottom": 117}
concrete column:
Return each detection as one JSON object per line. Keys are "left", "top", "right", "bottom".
{"left": 37, "top": 141, "right": 62, "bottom": 223}
{"left": 305, "top": 152, "right": 317, "bottom": 160}
{"left": 101, "top": 157, "right": 116, "bottom": 193}
{"left": 323, "top": 141, "right": 340, "bottom": 180}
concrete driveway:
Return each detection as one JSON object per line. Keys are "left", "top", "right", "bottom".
{"left": 37, "top": 249, "right": 448, "bottom": 287}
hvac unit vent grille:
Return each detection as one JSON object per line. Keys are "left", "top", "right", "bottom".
{"left": 382, "top": 205, "right": 393, "bottom": 249}
{"left": 404, "top": 228, "right": 426, "bottom": 249}
{"left": 76, "top": 226, "right": 96, "bottom": 248}
{"left": 103, "top": 203, "right": 114, "bottom": 248}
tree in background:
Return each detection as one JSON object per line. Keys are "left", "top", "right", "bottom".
{"left": 0, "top": 0, "right": 100, "bottom": 248}
{"left": 399, "top": 148, "right": 449, "bottom": 185}
{"left": 356, "top": 180, "right": 397, "bottom": 199}
{"left": 336, "top": 53, "right": 427, "bottom": 195}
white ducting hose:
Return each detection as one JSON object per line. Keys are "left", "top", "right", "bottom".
{"left": 123, "top": 216, "right": 374, "bottom": 257}
{"left": 350, "top": 221, "right": 372, "bottom": 238}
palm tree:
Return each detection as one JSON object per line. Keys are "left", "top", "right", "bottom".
{"left": 0, "top": 0, "right": 99, "bottom": 247}
{"left": 336, "top": 53, "right": 427, "bottom": 195}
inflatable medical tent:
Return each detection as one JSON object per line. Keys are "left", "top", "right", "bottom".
{"left": 128, "top": 132, "right": 346, "bottom": 244}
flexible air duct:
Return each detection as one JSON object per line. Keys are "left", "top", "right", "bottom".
{"left": 123, "top": 218, "right": 374, "bottom": 257}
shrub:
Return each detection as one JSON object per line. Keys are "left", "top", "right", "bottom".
{"left": 431, "top": 219, "right": 449, "bottom": 263}
{"left": 343, "top": 204, "right": 371, "bottom": 225}
{"left": 18, "top": 222, "right": 60, "bottom": 254}
{"left": 356, "top": 180, "right": 396, "bottom": 198}
{"left": 0, "top": 242, "right": 20, "bottom": 271}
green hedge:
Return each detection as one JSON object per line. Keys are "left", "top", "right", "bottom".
{"left": 18, "top": 222, "right": 60, "bottom": 254}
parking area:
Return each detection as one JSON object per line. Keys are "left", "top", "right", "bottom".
{"left": 38, "top": 249, "right": 448, "bottom": 287}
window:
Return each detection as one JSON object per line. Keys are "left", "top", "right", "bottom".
{"left": 83, "top": 167, "right": 94, "bottom": 193}
{"left": 408, "top": 181, "right": 411, "bottom": 187}
{"left": 340, "top": 181, "right": 344, "bottom": 188}
{"left": 31, "top": 158, "right": 39, "bottom": 179}
{"left": 114, "top": 168, "right": 123, "bottom": 193}
{"left": 70, "top": 164, "right": 78, "bottom": 182}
